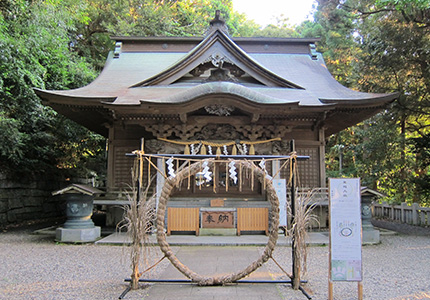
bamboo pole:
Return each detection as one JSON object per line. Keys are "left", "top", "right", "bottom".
{"left": 290, "top": 140, "right": 300, "bottom": 290}
{"left": 358, "top": 282, "right": 363, "bottom": 300}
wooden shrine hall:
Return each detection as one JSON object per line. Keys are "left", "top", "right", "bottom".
{"left": 35, "top": 11, "right": 398, "bottom": 233}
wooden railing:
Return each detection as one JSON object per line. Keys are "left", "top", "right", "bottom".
{"left": 237, "top": 207, "right": 269, "bottom": 235}
{"left": 372, "top": 202, "right": 430, "bottom": 227}
{"left": 167, "top": 207, "right": 200, "bottom": 236}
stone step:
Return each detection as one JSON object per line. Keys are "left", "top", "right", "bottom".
{"left": 199, "top": 228, "right": 237, "bottom": 236}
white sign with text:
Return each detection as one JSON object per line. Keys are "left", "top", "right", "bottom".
{"left": 273, "top": 179, "right": 287, "bottom": 227}
{"left": 329, "top": 178, "right": 362, "bottom": 281}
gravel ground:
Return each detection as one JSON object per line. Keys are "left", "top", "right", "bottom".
{"left": 1, "top": 222, "right": 429, "bottom": 300}
{"left": 265, "top": 234, "right": 430, "bottom": 300}
{"left": 0, "top": 228, "right": 173, "bottom": 300}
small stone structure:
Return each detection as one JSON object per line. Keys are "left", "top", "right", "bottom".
{"left": 361, "top": 187, "right": 382, "bottom": 244}
{"left": 53, "top": 184, "right": 102, "bottom": 243}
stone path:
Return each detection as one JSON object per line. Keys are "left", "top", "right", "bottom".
{"left": 141, "top": 246, "right": 287, "bottom": 300}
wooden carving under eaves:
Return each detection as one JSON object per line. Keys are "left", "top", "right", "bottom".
{"left": 142, "top": 123, "right": 292, "bottom": 141}
{"left": 130, "top": 28, "right": 304, "bottom": 89}
{"left": 144, "top": 123, "right": 205, "bottom": 140}
{"left": 189, "top": 53, "right": 245, "bottom": 82}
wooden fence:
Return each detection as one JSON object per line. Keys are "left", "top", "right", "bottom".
{"left": 237, "top": 207, "right": 269, "bottom": 236}
{"left": 372, "top": 202, "right": 430, "bottom": 227}
{"left": 167, "top": 207, "right": 200, "bottom": 235}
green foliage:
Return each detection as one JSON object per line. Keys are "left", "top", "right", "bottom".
{"left": 410, "top": 134, "right": 430, "bottom": 205}
{"left": 295, "top": 20, "right": 324, "bottom": 38}
{"left": 0, "top": 113, "right": 26, "bottom": 162}
{"left": 0, "top": 0, "right": 101, "bottom": 179}
{"left": 65, "top": 0, "right": 261, "bottom": 69}
{"left": 252, "top": 17, "right": 299, "bottom": 37}
{"left": 311, "top": 0, "right": 362, "bottom": 87}
{"left": 315, "top": 0, "right": 430, "bottom": 204}
{"left": 376, "top": 0, "right": 430, "bottom": 11}
{"left": 0, "top": 0, "right": 261, "bottom": 181}
{"left": 2, "top": 0, "right": 427, "bottom": 206}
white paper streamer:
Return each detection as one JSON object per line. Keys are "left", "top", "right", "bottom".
{"left": 166, "top": 157, "right": 176, "bottom": 178}
{"left": 238, "top": 144, "right": 247, "bottom": 155}
{"left": 259, "top": 158, "right": 268, "bottom": 174}
{"left": 195, "top": 173, "right": 204, "bottom": 186}
{"left": 208, "top": 145, "right": 213, "bottom": 155}
{"left": 191, "top": 143, "right": 201, "bottom": 155}
{"left": 202, "top": 160, "right": 212, "bottom": 182}
{"left": 223, "top": 145, "right": 228, "bottom": 156}
{"left": 229, "top": 161, "right": 237, "bottom": 184}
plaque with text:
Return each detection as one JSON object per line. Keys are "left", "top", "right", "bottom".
{"left": 202, "top": 211, "right": 235, "bottom": 228}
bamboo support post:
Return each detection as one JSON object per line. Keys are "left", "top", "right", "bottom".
{"left": 290, "top": 140, "right": 300, "bottom": 290}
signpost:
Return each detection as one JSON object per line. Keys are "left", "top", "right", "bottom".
{"left": 329, "top": 178, "right": 363, "bottom": 300}
{"left": 273, "top": 178, "right": 287, "bottom": 228}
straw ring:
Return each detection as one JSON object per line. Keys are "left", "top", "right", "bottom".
{"left": 156, "top": 159, "right": 280, "bottom": 285}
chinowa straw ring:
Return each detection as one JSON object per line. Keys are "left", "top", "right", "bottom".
{"left": 156, "top": 159, "right": 280, "bottom": 285}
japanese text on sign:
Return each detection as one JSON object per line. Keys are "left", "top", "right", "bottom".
{"left": 329, "top": 178, "right": 362, "bottom": 281}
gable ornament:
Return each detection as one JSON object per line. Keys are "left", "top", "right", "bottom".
{"left": 204, "top": 104, "right": 235, "bottom": 116}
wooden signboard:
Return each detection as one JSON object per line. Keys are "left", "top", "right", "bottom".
{"left": 329, "top": 178, "right": 363, "bottom": 300}
{"left": 210, "top": 199, "right": 225, "bottom": 207}
{"left": 202, "top": 211, "right": 235, "bottom": 228}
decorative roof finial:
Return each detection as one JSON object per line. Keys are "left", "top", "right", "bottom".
{"left": 208, "top": 10, "right": 228, "bottom": 34}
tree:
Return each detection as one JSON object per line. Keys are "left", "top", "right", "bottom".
{"left": 67, "top": 0, "right": 261, "bottom": 70}
{"left": 253, "top": 16, "right": 299, "bottom": 37}
{"left": 313, "top": 0, "right": 430, "bottom": 204}
{"left": 410, "top": 134, "right": 430, "bottom": 205}
{"left": 0, "top": 0, "right": 103, "bottom": 179}
{"left": 0, "top": 0, "right": 260, "bottom": 180}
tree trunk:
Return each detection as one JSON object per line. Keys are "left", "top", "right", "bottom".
{"left": 400, "top": 115, "right": 407, "bottom": 202}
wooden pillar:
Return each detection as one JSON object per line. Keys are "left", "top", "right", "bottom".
{"left": 156, "top": 157, "right": 166, "bottom": 209}
{"left": 290, "top": 140, "right": 300, "bottom": 290}
{"left": 318, "top": 127, "right": 326, "bottom": 188}
{"left": 271, "top": 160, "right": 281, "bottom": 179}
{"left": 106, "top": 124, "right": 115, "bottom": 191}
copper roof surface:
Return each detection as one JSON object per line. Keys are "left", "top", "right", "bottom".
{"left": 35, "top": 27, "right": 398, "bottom": 136}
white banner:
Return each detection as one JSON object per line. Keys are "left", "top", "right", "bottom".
{"left": 273, "top": 179, "right": 287, "bottom": 227}
{"left": 329, "top": 178, "right": 362, "bottom": 281}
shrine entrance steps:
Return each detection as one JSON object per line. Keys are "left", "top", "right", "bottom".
{"left": 199, "top": 228, "right": 237, "bottom": 236}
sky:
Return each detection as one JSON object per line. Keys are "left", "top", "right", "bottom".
{"left": 232, "top": 0, "right": 318, "bottom": 27}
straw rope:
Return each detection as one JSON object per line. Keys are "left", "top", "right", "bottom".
{"left": 158, "top": 137, "right": 281, "bottom": 147}
{"left": 156, "top": 159, "right": 280, "bottom": 286}
{"left": 132, "top": 150, "right": 291, "bottom": 164}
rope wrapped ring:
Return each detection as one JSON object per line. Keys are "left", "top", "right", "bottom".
{"left": 156, "top": 159, "right": 280, "bottom": 285}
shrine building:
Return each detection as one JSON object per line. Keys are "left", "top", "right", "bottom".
{"left": 35, "top": 12, "right": 397, "bottom": 232}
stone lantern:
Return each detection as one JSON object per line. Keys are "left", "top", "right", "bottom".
{"left": 361, "top": 187, "right": 383, "bottom": 244}
{"left": 52, "top": 184, "right": 102, "bottom": 243}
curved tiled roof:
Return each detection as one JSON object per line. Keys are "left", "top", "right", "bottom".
{"left": 34, "top": 27, "right": 398, "bottom": 136}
